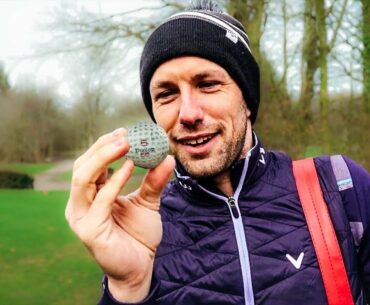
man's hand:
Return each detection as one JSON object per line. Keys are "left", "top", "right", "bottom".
{"left": 65, "top": 128, "right": 175, "bottom": 302}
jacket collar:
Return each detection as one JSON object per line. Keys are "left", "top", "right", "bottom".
{"left": 174, "top": 131, "right": 269, "bottom": 202}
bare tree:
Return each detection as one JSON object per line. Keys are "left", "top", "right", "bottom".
{"left": 299, "top": 0, "right": 318, "bottom": 120}
{"left": 0, "top": 88, "right": 61, "bottom": 162}
{"left": 362, "top": 0, "right": 370, "bottom": 111}
{"left": 299, "top": 0, "right": 350, "bottom": 122}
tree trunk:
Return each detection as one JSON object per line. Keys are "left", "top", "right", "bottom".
{"left": 362, "top": 0, "right": 370, "bottom": 111}
{"left": 316, "top": 0, "right": 328, "bottom": 122}
{"left": 299, "top": 0, "right": 318, "bottom": 121}
{"left": 281, "top": 0, "right": 288, "bottom": 90}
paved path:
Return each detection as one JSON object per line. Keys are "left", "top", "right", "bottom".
{"left": 34, "top": 159, "right": 74, "bottom": 191}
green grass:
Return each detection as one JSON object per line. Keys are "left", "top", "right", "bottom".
{"left": 0, "top": 190, "right": 102, "bottom": 305}
{"left": 0, "top": 163, "right": 54, "bottom": 176}
{"left": 304, "top": 146, "right": 323, "bottom": 158}
{"left": 57, "top": 170, "right": 73, "bottom": 182}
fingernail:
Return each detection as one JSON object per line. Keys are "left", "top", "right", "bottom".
{"left": 114, "top": 139, "right": 124, "bottom": 147}
{"left": 111, "top": 128, "right": 125, "bottom": 138}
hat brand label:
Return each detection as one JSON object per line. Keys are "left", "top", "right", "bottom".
{"left": 226, "top": 30, "right": 238, "bottom": 44}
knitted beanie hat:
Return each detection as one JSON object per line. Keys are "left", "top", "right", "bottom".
{"left": 140, "top": 4, "right": 260, "bottom": 124}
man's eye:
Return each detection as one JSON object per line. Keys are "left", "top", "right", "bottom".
{"left": 199, "top": 81, "right": 220, "bottom": 89}
{"left": 156, "top": 90, "right": 174, "bottom": 100}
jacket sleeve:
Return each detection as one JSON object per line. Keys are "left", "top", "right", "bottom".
{"left": 344, "top": 157, "right": 370, "bottom": 302}
{"left": 98, "top": 275, "right": 160, "bottom": 305}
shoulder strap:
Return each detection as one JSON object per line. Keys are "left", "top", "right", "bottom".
{"left": 330, "top": 155, "right": 354, "bottom": 191}
{"left": 293, "top": 158, "right": 354, "bottom": 305}
{"left": 330, "top": 155, "right": 364, "bottom": 248}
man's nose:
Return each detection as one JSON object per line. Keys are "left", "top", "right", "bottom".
{"left": 178, "top": 90, "right": 204, "bottom": 126}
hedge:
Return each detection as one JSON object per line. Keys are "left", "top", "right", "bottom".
{"left": 0, "top": 171, "right": 34, "bottom": 189}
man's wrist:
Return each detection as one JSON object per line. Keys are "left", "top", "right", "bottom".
{"left": 106, "top": 274, "right": 152, "bottom": 303}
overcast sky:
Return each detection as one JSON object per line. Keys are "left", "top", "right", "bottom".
{"left": 0, "top": 0, "right": 155, "bottom": 103}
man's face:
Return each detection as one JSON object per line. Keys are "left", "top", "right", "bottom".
{"left": 150, "top": 56, "right": 251, "bottom": 179}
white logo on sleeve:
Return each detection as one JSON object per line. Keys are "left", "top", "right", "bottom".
{"left": 259, "top": 148, "right": 266, "bottom": 165}
{"left": 259, "top": 154, "right": 266, "bottom": 165}
{"left": 286, "top": 252, "right": 304, "bottom": 269}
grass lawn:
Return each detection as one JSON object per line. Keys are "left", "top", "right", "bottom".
{"left": 0, "top": 190, "right": 102, "bottom": 305}
{"left": 0, "top": 163, "right": 54, "bottom": 176}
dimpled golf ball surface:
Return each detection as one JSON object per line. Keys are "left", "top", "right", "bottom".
{"left": 126, "top": 121, "right": 169, "bottom": 169}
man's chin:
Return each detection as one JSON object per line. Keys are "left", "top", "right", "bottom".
{"left": 180, "top": 158, "right": 226, "bottom": 179}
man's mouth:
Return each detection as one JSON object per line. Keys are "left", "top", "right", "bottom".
{"left": 177, "top": 133, "right": 218, "bottom": 147}
{"left": 180, "top": 135, "right": 214, "bottom": 146}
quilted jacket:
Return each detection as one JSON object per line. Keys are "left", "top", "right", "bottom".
{"left": 99, "top": 134, "right": 370, "bottom": 305}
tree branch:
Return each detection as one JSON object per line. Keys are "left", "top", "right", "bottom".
{"left": 331, "top": 52, "right": 363, "bottom": 82}
{"left": 328, "top": 0, "right": 349, "bottom": 50}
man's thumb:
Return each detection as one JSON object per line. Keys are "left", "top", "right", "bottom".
{"left": 138, "top": 155, "right": 175, "bottom": 203}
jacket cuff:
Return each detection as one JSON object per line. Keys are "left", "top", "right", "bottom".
{"left": 98, "top": 275, "right": 159, "bottom": 305}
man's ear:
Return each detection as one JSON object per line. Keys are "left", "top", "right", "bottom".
{"left": 244, "top": 103, "right": 252, "bottom": 119}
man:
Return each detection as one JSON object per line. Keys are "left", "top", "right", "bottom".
{"left": 65, "top": 1, "right": 370, "bottom": 304}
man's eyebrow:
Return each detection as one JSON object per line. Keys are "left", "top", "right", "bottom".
{"left": 151, "top": 81, "right": 175, "bottom": 90}
{"left": 191, "top": 70, "right": 227, "bottom": 82}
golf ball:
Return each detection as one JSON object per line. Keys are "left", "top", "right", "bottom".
{"left": 125, "top": 121, "right": 170, "bottom": 169}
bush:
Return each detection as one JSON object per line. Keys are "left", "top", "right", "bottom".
{"left": 0, "top": 171, "right": 34, "bottom": 189}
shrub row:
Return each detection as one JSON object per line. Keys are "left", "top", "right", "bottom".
{"left": 0, "top": 171, "right": 34, "bottom": 189}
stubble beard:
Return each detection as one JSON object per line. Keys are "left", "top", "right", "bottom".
{"left": 174, "top": 105, "right": 248, "bottom": 179}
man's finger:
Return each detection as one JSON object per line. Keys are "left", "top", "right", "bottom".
{"left": 96, "top": 168, "right": 109, "bottom": 185}
{"left": 67, "top": 140, "right": 129, "bottom": 224}
{"left": 73, "top": 128, "right": 127, "bottom": 171}
{"left": 66, "top": 181, "right": 97, "bottom": 226}
{"left": 138, "top": 155, "right": 176, "bottom": 204}
{"left": 72, "top": 137, "right": 130, "bottom": 190}
{"left": 87, "top": 160, "right": 135, "bottom": 220}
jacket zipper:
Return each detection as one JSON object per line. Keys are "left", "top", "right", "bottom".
{"left": 226, "top": 195, "right": 255, "bottom": 305}
{"left": 198, "top": 150, "right": 256, "bottom": 305}
{"left": 228, "top": 196, "right": 240, "bottom": 218}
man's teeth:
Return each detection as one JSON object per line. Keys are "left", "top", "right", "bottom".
{"left": 183, "top": 136, "right": 213, "bottom": 145}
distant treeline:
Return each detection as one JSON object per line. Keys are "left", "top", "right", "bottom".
{"left": 0, "top": 68, "right": 368, "bottom": 169}
{"left": 0, "top": 80, "right": 148, "bottom": 163}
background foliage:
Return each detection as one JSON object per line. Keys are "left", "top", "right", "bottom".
{"left": 0, "top": 0, "right": 369, "bottom": 304}
{"left": 1, "top": 0, "right": 368, "bottom": 167}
